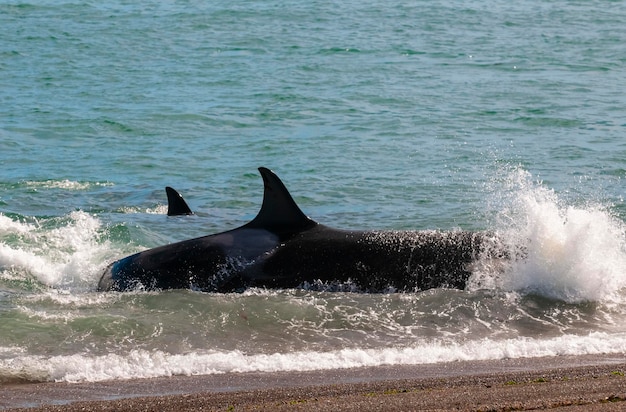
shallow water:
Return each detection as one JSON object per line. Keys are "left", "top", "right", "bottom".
{"left": 1, "top": 0, "right": 626, "bottom": 383}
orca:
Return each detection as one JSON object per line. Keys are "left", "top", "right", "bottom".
{"left": 165, "top": 186, "right": 193, "bottom": 216}
{"left": 98, "top": 168, "right": 503, "bottom": 293}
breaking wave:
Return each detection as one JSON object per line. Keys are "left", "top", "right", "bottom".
{"left": 0, "top": 211, "right": 114, "bottom": 291}
{"left": 469, "top": 168, "right": 626, "bottom": 304}
{"left": 2, "top": 168, "right": 626, "bottom": 384}
{"left": 2, "top": 332, "right": 626, "bottom": 383}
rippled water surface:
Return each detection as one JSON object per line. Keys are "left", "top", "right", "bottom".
{"left": 1, "top": 0, "right": 626, "bottom": 383}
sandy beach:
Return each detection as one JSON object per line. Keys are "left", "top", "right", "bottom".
{"left": 2, "top": 354, "right": 626, "bottom": 411}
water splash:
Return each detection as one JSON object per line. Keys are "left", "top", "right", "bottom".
{"left": 0, "top": 211, "right": 113, "bottom": 290}
{"left": 3, "top": 331, "right": 626, "bottom": 383}
{"left": 472, "top": 168, "right": 626, "bottom": 303}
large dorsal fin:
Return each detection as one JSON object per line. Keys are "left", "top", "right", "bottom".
{"left": 165, "top": 186, "right": 194, "bottom": 216}
{"left": 246, "top": 167, "right": 317, "bottom": 234}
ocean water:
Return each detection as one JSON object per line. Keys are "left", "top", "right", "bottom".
{"left": 2, "top": 0, "right": 626, "bottom": 383}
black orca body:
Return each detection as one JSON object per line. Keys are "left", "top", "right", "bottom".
{"left": 98, "top": 168, "right": 499, "bottom": 293}
{"left": 165, "top": 186, "right": 193, "bottom": 216}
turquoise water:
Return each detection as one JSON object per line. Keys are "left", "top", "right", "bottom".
{"left": 1, "top": 0, "right": 626, "bottom": 383}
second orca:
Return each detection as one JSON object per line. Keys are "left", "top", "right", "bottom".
{"left": 98, "top": 168, "right": 506, "bottom": 293}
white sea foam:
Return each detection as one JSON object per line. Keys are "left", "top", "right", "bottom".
{"left": 0, "top": 214, "right": 37, "bottom": 236}
{"left": 23, "top": 180, "right": 113, "bottom": 191}
{"left": 0, "top": 211, "right": 114, "bottom": 289}
{"left": 470, "top": 168, "right": 626, "bottom": 304}
{"left": 1, "top": 332, "right": 625, "bottom": 383}
{"left": 0, "top": 346, "right": 26, "bottom": 356}
{"left": 15, "top": 305, "right": 77, "bottom": 322}
{"left": 23, "top": 289, "right": 121, "bottom": 306}
{"left": 3, "top": 169, "right": 626, "bottom": 385}
{"left": 118, "top": 205, "right": 168, "bottom": 214}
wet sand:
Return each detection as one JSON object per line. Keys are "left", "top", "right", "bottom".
{"left": 2, "top": 354, "right": 626, "bottom": 411}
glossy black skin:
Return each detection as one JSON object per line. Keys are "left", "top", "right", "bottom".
{"left": 165, "top": 186, "right": 193, "bottom": 216}
{"left": 98, "top": 168, "right": 494, "bottom": 293}
{"left": 247, "top": 226, "right": 486, "bottom": 291}
{"left": 98, "top": 227, "right": 283, "bottom": 291}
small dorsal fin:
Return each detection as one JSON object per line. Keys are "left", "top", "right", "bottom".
{"left": 165, "top": 187, "right": 194, "bottom": 216}
{"left": 246, "top": 167, "right": 317, "bottom": 234}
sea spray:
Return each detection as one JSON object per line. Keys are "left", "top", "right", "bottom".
{"left": 0, "top": 211, "right": 113, "bottom": 290}
{"left": 1, "top": 0, "right": 625, "bottom": 390}
{"left": 3, "top": 170, "right": 626, "bottom": 384}
{"left": 3, "top": 331, "right": 626, "bottom": 383}
{"left": 471, "top": 168, "right": 626, "bottom": 303}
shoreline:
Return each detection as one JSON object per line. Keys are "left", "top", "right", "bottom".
{"left": 2, "top": 354, "right": 626, "bottom": 411}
